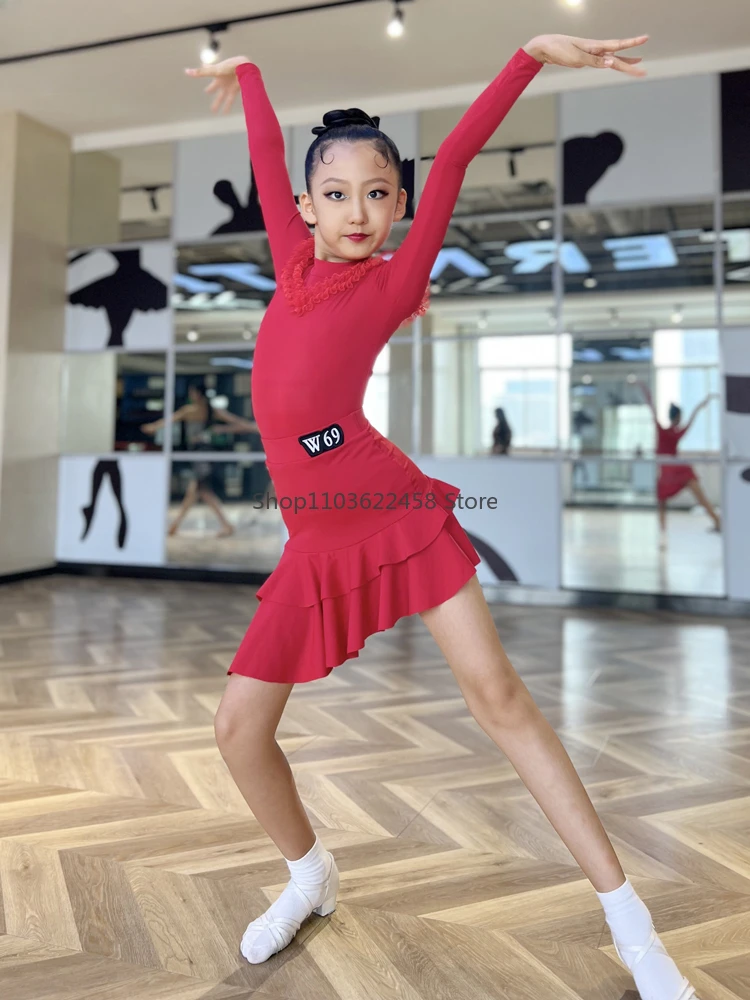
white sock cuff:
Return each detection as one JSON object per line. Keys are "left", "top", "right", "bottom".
{"left": 596, "top": 877, "right": 634, "bottom": 907}
{"left": 285, "top": 836, "right": 328, "bottom": 877}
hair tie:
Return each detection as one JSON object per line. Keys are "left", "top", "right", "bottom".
{"left": 311, "top": 108, "right": 381, "bottom": 137}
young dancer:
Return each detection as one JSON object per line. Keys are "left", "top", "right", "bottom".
{"left": 188, "top": 33, "right": 698, "bottom": 1000}
{"left": 637, "top": 381, "right": 721, "bottom": 540}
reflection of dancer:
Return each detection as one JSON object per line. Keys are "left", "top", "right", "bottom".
{"left": 563, "top": 130, "right": 625, "bottom": 204}
{"left": 142, "top": 380, "right": 258, "bottom": 537}
{"left": 490, "top": 406, "right": 512, "bottom": 454}
{"left": 637, "top": 381, "right": 721, "bottom": 539}
{"left": 68, "top": 249, "right": 168, "bottom": 348}
{"left": 185, "top": 36, "right": 695, "bottom": 1000}
{"left": 81, "top": 460, "right": 128, "bottom": 549}
{"left": 211, "top": 175, "right": 265, "bottom": 234}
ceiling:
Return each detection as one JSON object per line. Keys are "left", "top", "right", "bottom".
{"left": 2, "top": 0, "right": 750, "bottom": 142}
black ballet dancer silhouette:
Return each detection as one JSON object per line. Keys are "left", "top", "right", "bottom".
{"left": 563, "top": 131, "right": 625, "bottom": 204}
{"left": 81, "top": 460, "right": 129, "bottom": 549}
{"left": 68, "top": 249, "right": 168, "bottom": 348}
{"left": 211, "top": 172, "right": 266, "bottom": 235}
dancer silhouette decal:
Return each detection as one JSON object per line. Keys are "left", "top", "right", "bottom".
{"left": 68, "top": 248, "right": 168, "bottom": 348}
{"left": 563, "top": 131, "right": 625, "bottom": 204}
{"left": 211, "top": 173, "right": 266, "bottom": 234}
{"left": 81, "top": 460, "right": 129, "bottom": 549}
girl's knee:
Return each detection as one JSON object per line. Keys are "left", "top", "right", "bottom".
{"left": 214, "top": 699, "right": 271, "bottom": 757}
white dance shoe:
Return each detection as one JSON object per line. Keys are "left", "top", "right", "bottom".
{"left": 240, "top": 852, "right": 339, "bottom": 964}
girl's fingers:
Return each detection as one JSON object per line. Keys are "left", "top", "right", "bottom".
{"left": 210, "top": 91, "right": 225, "bottom": 113}
{"left": 579, "top": 35, "right": 649, "bottom": 54}
{"left": 222, "top": 92, "right": 235, "bottom": 114}
{"left": 204, "top": 79, "right": 220, "bottom": 94}
{"left": 608, "top": 55, "right": 647, "bottom": 76}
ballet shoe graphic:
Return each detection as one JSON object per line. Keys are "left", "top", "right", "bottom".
{"left": 81, "top": 505, "right": 95, "bottom": 541}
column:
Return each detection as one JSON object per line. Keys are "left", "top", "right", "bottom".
{"left": 0, "top": 113, "right": 71, "bottom": 575}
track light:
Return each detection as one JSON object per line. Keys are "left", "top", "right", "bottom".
{"left": 478, "top": 311, "right": 489, "bottom": 330}
{"left": 537, "top": 218, "right": 553, "bottom": 232}
{"left": 671, "top": 305, "right": 684, "bottom": 325}
{"left": 200, "top": 34, "right": 220, "bottom": 64}
{"left": 145, "top": 186, "right": 159, "bottom": 212}
{"left": 387, "top": 2, "right": 405, "bottom": 38}
{"left": 583, "top": 276, "right": 598, "bottom": 289}
{"left": 186, "top": 329, "right": 200, "bottom": 342}
{"left": 201, "top": 23, "right": 228, "bottom": 64}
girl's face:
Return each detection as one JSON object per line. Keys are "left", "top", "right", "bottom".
{"left": 299, "top": 141, "right": 407, "bottom": 263}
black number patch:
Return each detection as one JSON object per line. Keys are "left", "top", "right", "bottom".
{"left": 298, "top": 423, "right": 345, "bottom": 457}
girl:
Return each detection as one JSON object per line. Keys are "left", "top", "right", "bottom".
{"left": 188, "top": 33, "right": 698, "bottom": 1000}
{"left": 637, "top": 381, "right": 721, "bottom": 540}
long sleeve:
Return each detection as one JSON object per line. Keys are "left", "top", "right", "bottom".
{"left": 236, "top": 62, "right": 310, "bottom": 272}
{"left": 384, "top": 48, "right": 543, "bottom": 322}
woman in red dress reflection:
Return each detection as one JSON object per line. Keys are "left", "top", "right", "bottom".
{"left": 637, "top": 381, "right": 721, "bottom": 540}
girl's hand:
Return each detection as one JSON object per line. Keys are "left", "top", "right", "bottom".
{"left": 141, "top": 423, "right": 156, "bottom": 435}
{"left": 185, "top": 56, "right": 251, "bottom": 114}
{"left": 525, "top": 34, "right": 648, "bottom": 76}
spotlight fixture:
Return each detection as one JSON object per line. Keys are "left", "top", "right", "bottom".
{"left": 582, "top": 374, "right": 593, "bottom": 385}
{"left": 563, "top": 0, "right": 584, "bottom": 7}
{"left": 387, "top": 1, "right": 405, "bottom": 38}
{"left": 145, "top": 186, "right": 159, "bottom": 212}
{"left": 537, "top": 218, "right": 553, "bottom": 232}
{"left": 609, "top": 308, "right": 620, "bottom": 327}
{"left": 200, "top": 35, "right": 220, "bottom": 65}
{"left": 583, "top": 276, "right": 598, "bottom": 289}
{"left": 547, "top": 308, "right": 556, "bottom": 328}
{"left": 478, "top": 310, "right": 489, "bottom": 330}
{"left": 627, "top": 374, "right": 637, "bottom": 384}
{"left": 186, "top": 329, "right": 200, "bottom": 342}
{"left": 671, "top": 305, "right": 684, "bottom": 325}
{"left": 242, "top": 327, "right": 254, "bottom": 341}
{"left": 200, "top": 23, "right": 228, "bottom": 65}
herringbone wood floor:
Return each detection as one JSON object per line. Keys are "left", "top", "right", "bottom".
{"left": 0, "top": 575, "right": 748, "bottom": 1000}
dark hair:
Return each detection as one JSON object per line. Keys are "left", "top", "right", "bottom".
{"left": 668, "top": 403, "right": 682, "bottom": 424}
{"left": 305, "top": 108, "right": 403, "bottom": 191}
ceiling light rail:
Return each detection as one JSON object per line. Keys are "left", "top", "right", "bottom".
{"left": 0, "top": 0, "right": 416, "bottom": 66}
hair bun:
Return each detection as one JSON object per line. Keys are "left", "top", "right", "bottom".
{"left": 311, "top": 107, "right": 381, "bottom": 136}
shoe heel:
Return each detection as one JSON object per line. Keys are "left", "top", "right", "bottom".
{"left": 313, "top": 858, "right": 339, "bottom": 917}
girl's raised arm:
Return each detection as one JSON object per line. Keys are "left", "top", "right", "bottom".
{"left": 187, "top": 57, "right": 309, "bottom": 272}
{"left": 383, "top": 34, "right": 648, "bottom": 324}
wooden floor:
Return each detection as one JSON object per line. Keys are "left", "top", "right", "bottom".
{"left": 0, "top": 575, "right": 749, "bottom": 1000}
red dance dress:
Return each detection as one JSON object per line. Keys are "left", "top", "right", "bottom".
{"left": 228, "top": 48, "right": 543, "bottom": 683}
{"left": 656, "top": 424, "right": 696, "bottom": 501}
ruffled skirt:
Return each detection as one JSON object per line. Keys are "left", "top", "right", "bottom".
{"left": 228, "top": 414, "right": 480, "bottom": 683}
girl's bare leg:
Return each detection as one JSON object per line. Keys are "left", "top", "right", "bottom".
{"left": 420, "top": 574, "right": 695, "bottom": 999}
{"left": 169, "top": 479, "right": 198, "bottom": 536}
{"left": 686, "top": 477, "right": 721, "bottom": 530}
{"left": 199, "top": 488, "right": 236, "bottom": 537}
{"left": 214, "top": 674, "right": 337, "bottom": 965}
{"left": 420, "top": 574, "right": 623, "bottom": 891}
{"left": 214, "top": 674, "right": 314, "bottom": 859}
